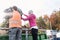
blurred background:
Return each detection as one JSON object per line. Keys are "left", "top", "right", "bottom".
{"left": 0, "top": 0, "right": 60, "bottom": 30}
{"left": 0, "top": 0, "right": 60, "bottom": 40}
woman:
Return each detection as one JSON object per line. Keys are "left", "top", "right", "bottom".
{"left": 22, "top": 10, "right": 38, "bottom": 40}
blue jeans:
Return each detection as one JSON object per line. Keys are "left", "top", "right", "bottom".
{"left": 9, "top": 28, "right": 22, "bottom": 40}
{"left": 57, "top": 38, "right": 60, "bottom": 40}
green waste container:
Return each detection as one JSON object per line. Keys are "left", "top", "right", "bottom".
{"left": 22, "top": 34, "right": 26, "bottom": 40}
{"left": 0, "top": 34, "right": 48, "bottom": 40}
{"left": 39, "top": 34, "right": 47, "bottom": 40}
{"left": 43, "top": 39, "right": 49, "bottom": 40}
{"left": 28, "top": 34, "right": 32, "bottom": 40}
{"left": 28, "top": 34, "right": 46, "bottom": 40}
{"left": 0, "top": 34, "right": 26, "bottom": 40}
{"left": 28, "top": 34, "right": 41, "bottom": 40}
{"left": 0, "top": 35, "right": 26, "bottom": 40}
{"left": 0, "top": 35, "right": 8, "bottom": 40}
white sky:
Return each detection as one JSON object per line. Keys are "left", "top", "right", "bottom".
{"left": 0, "top": 0, "right": 60, "bottom": 25}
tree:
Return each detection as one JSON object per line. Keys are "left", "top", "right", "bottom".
{"left": 0, "top": 16, "right": 9, "bottom": 28}
{"left": 36, "top": 16, "right": 46, "bottom": 29}
{"left": 43, "top": 15, "right": 50, "bottom": 29}
{"left": 50, "top": 10, "right": 60, "bottom": 30}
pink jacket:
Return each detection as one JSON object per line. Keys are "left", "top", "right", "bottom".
{"left": 22, "top": 14, "right": 37, "bottom": 27}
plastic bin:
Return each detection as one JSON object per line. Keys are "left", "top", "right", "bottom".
{"left": 28, "top": 34, "right": 32, "bottom": 40}
{"left": 22, "top": 34, "right": 26, "bottom": 40}
{"left": 0, "top": 35, "right": 8, "bottom": 40}
{"left": 0, "top": 34, "right": 48, "bottom": 40}
{"left": 38, "top": 34, "right": 47, "bottom": 40}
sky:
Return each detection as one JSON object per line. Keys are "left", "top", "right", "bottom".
{"left": 0, "top": 0, "right": 60, "bottom": 25}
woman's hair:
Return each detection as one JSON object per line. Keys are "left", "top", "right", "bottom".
{"left": 29, "top": 10, "right": 33, "bottom": 13}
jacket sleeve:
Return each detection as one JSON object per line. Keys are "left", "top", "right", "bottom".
{"left": 23, "top": 14, "right": 28, "bottom": 17}
{"left": 22, "top": 17, "right": 29, "bottom": 21}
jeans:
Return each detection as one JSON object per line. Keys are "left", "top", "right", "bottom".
{"left": 31, "top": 28, "right": 38, "bottom": 40}
{"left": 9, "top": 27, "right": 22, "bottom": 40}
{"left": 57, "top": 38, "right": 60, "bottom": 40}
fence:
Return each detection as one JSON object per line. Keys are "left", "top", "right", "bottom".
{"left": 0, "top": 28, "right": 48, "bottom": 40}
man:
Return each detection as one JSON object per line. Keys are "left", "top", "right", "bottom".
{"left": 22, "top": 10, "right": 38, "bottom": 40}
{"left": 8, "top": 6, "right": 22, "bottom": 40}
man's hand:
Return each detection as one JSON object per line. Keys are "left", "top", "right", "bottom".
{"left": 23, "top": 14, "right": 28, "bottom": 17}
